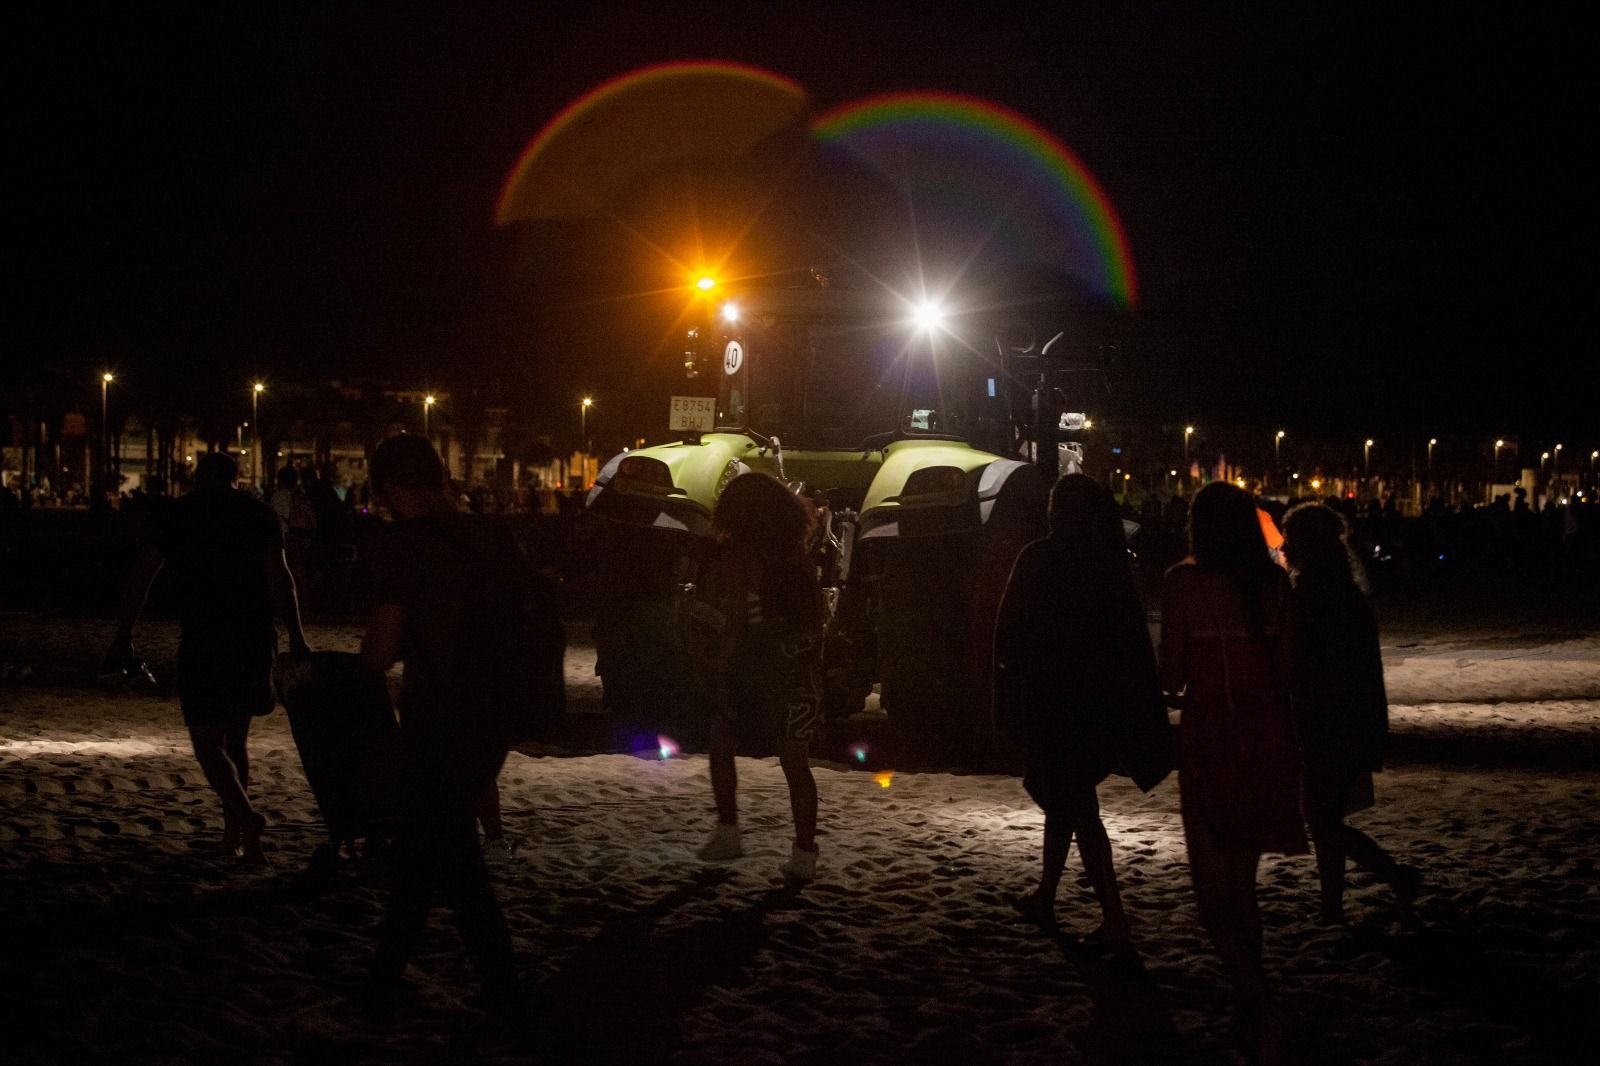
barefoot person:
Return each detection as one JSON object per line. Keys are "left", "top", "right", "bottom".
{"left": 1281, "top": 502, "right": 1419, "bottom": 924}
{"left": 1160, "top": 482, "right": 1305, "bottom": 1056}
{"left": 689, "top": 472, "right": 827, "bottom": 882}
{"left": 995, "top": 474, "right": 1172, "bottom": 945}
{"left": 107, "top": 450, "right": 310, "bottom": 862}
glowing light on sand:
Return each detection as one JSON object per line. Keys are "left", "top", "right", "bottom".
{"left": 873, "top": 771, "right": 894, "bottom": 789}
{"left": 656, "top": 734, "right": 680, "bottom": 760}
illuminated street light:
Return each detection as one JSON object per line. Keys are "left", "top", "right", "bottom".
{"left": 695, "top": 275, "right": 717, "bottom": 291}
{"left": 1554, "top": 443, "right": 1564, "bottom": 481}
{"left": 913, "top": 300, "right": 944, "bottom": 332}
{"left": 252, "top": 383, "right": 265, "bottom": 491}
{"left": 100, "top": 372, "right": 114, "bottom": 496}
{"left": 1364, "top": 438, "right": 1374, "bottom": 478}
{"left": 423, "top": 394, "right": 436, "bottom": 439}
{"left": 1274, "top": 429, "right": 1285, "bottom": 487}
{"left": 722, "top": 302, "right": 740, "bottom": 323}
{"left": 580, "top": 397, "right": 594, "bottom": 486}
{"left": 1181, "top": 425, "right": 1195, "bottom": 491}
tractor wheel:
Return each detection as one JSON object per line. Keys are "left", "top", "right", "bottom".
{"left": 876, "top": 532, "right": 981, "bottom": 764}
{"left": 876, "top": 469, "right": 1047, "bottom": 767}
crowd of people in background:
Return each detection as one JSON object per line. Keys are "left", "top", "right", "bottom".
{"left": 1128, "top": 486, "right": 1600, "bottom": 603}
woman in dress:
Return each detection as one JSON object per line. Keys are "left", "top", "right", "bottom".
{"left": 1281, "top": 501, "right": 1418, "bottom": 924}
{"left": 995, "top": 474, "right": 1172, "bottom": 946}
{"left": 690, "top": 472, "right": 827, "bottom": 881}
{"left": 1160, "top": 482, "right": 1305, "bottom": 1051}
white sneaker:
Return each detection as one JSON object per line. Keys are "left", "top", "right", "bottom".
{"left": 696, "top": 823, "right": 742, "bottom": 861}
{"left": 781, "top": 844, "right": 818, "bottom": 882}
{"left": 482, "top": 837, "right": 517, "bottom": 865}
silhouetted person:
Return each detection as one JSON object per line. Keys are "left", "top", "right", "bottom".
{"left": 271, "top": 466, "right": 316, "bottom": 608}
{"left": 1160, "top": 482, "right": 1305, "bottom": 1058}
{"left": 995, "top": 474, "right": 1172, "bottom": 946}
{"left": 1281, "top": 502, "right": 1420, "bottom": 925}
{"left": 359, "top": 433, "right": 520, "bottom": 1011}
{"left": 690, "top": 472, "right": 827, "bottom": 882}
{"left": 106, "top": 451, "right": 310, "bottom": 862}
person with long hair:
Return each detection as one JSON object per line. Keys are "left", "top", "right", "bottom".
{"left": 995, "top": 474, "right": 1173, "bottom": 946}
{"left": 690, "top": 472, "right": 827, "bottom": 881}
{"left": 1281, "top": 501, "right": 1419, "bottom": 925}
{"left": 1160, "top": 482, "right": 1305, "bottom": 1056}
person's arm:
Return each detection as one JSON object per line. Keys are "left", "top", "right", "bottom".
{"left": 106, "top": 547, "right": 163, "bottom": 665}
{"left": 263, "top": 547, "right": 311, "bottom": 655}
{"left": 1157, "top": 568, "right": 1189, "bottom": 699}
{"left": 360, "top": 603, "right": 407, "bottom": 674}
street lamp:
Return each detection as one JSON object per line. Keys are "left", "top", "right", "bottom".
{"left": 1183, "top": 424, "right": 1194, "bottom": 488}
{"left": 252, "top": 383, "right": 265, "bottom": 491}
{"left": 1274, "top": 429, "right": 1285, "bottom": 487}
{"left": 1554, "top": 443, "right": 1563, "bottom": 483}
{"left": 423, "top": 394, "right": 436, "bottom": 439}
{"left": 100, "top": 372, "right": 114, "bottom": 494}
{"left": 580, "top": 397, "right": 594, "bottom": 486}
{"left": 1364, "top": 438, "right": 1374, "bottom": 479}
{"left": 1493, "top": 438, "right": 1504, "bottom": 474}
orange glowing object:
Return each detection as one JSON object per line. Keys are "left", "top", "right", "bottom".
{"left": 873, "top": 771, "right": 894, "bottom": 789}
{"left": 1256, "top": 507, "right": 1284, "bottom": 552}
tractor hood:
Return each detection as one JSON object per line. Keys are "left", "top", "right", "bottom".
{"left": 857, "top": 440, "right": 1033, "bottom": 540}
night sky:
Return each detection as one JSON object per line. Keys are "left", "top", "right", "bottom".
{"left": 11, "top": 4, "right": 1588, "bottom": 449}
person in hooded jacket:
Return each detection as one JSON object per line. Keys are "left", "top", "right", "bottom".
{"left": 995, "top": 474, "right": 1173, "bottom": 947}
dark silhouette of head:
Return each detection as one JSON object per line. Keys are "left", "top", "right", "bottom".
{"left": 1188, "top": 481, "right": 1275, "bottom": 634}
{"left": 1189, "top": 482, "right": 1265, "bottom": 568}
{"left": 712, "top": 472, "right": 812, "bottom": 560}
{"left": 370, "top": 433, "right": 445, "bottom": 496}
{"left": 1049, "top": 473, "right": 1126, "bottom": 558}
{"left": 195, "top": 451, "right": 238, "bottom": 489}
{"left": 276, "top": 466, "right": 299, "bottom": 490}
{"left": 1282, "top": 500, "right": 1356, "bottom": 582}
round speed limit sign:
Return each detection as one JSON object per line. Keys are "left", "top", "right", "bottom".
{"left": 723, "top": 340, "right": 744, "bottom": 376}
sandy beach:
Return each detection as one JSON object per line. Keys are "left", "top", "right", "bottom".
{"left": 3, "top": 611, "right": 1597, "bottom": 1064}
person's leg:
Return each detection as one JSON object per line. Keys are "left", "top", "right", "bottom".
{"left": 778, "top": 737, "right": 817, "bottom": 851}
{"left": 1013, "top": 807, "right": 1072, "bottom": 924}
{"left": 1186, "top": 820, "right": 1274, "bottom": 1024}
{"left": 1072, "top": 790, "right": 1130, "bottom": 941}
{"left": 708, "top": 718, "right": 738, "bottom": 828}
{"left": 371, "top": 806, "right": 434, "bottom": 996}
{"left": 1038, "top": 810, "right": 1072, "bottom": 900}
{"left": 1303, "top": 761, "right": 1349, "bottom": 922}
{"left": 476, "top": 780, "right": 504, "bottom": 840}
{"left": 188, "top": 717, "right": 262, "bottom": 856}
{"left": 1341, "top": 824, "right": 1421, "bottom": 913}
{"left": 431, "top": 783, "right": 516, "bottom": 997}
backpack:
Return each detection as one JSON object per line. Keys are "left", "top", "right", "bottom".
{"left": 436, "top": 522, "right": 566, "bottom": 747}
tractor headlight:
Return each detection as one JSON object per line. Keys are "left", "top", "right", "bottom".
{"left": 900, "top": 466, "right": 967, "bottom": 506}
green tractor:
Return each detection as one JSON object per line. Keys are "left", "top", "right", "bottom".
{"left": 586, "top": 271, "right": 1107, "bottom": 760}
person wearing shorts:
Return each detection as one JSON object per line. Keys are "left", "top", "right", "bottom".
{"left": 691, "top": 473, "right": 827, "bottom": 882}
{"left": 108, "top": 451, "right": 309, "bottom": 862}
